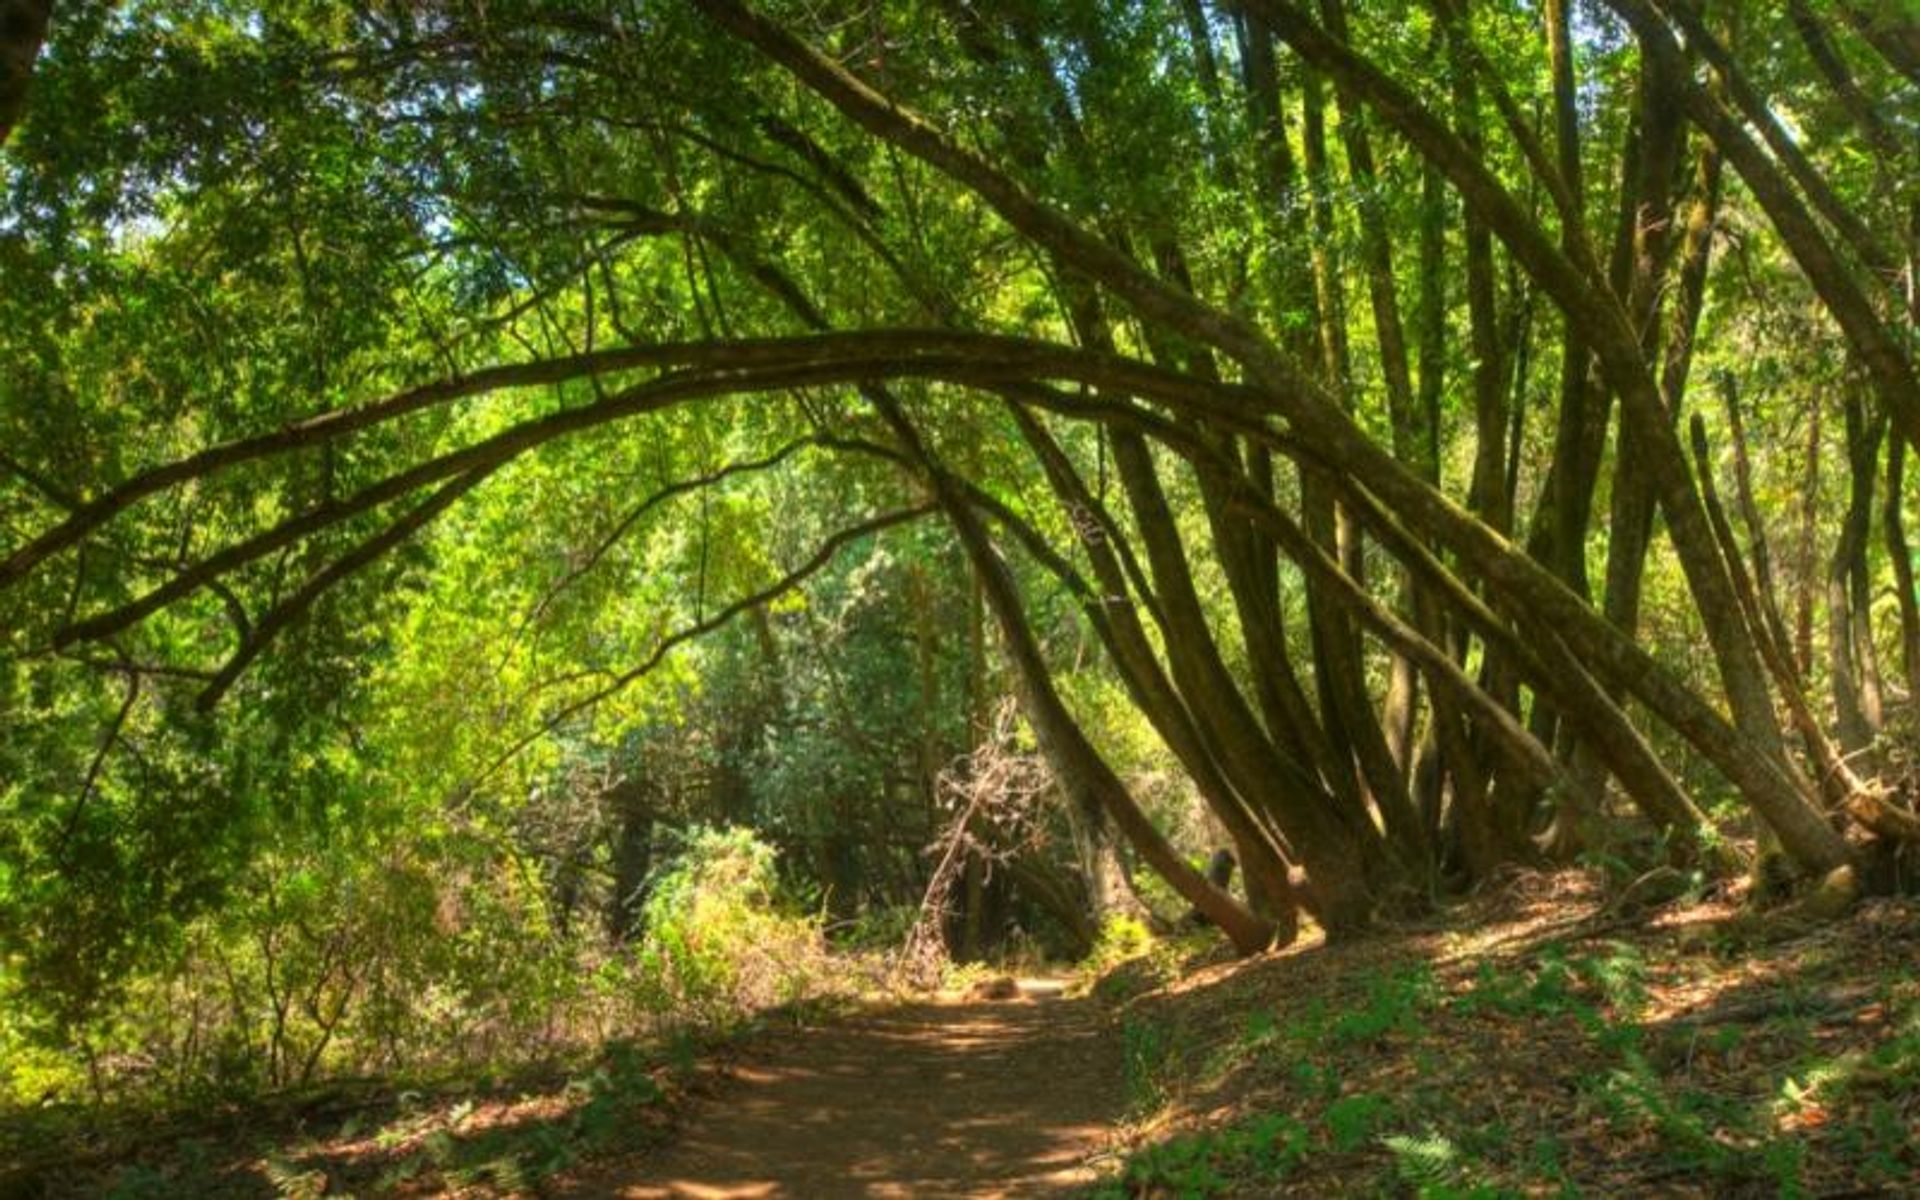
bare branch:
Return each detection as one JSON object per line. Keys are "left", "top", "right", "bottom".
{"left": 55, "top": 667, "right": 141, "bottom": 866}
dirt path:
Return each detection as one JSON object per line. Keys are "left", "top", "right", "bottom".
{"left": 567, "top": 984, "right": 1123, "bottom": 1199}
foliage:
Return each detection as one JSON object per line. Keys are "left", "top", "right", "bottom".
{"left": 0, "top": 821, "right": 835, "bottom": 1113}
{"left": 827, "top": 903, "right": 920, "bottom": 953}
{"left": 1084, "top": 913, "right": 1157, "bottom": 977}
{"left": 632, "top": 825, "right": 829, "bottom": 1030}
{"left": 1379, "top": 1132, "right": 1502, "bottom": 1198}
{"left": 1091, "top": 1112, "right": 1309, "bottom": 1198}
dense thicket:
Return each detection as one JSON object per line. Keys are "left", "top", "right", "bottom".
{"left": 1, "top": 0, "right": 1916, "bottom": 1098}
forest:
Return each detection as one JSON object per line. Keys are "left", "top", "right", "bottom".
{"left": 1, "top": 0, "right": 1917, "bottom": 1195}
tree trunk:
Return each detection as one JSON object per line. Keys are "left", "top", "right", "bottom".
{"left": 606, "top": 776, "right": 655, "bottom": 943}
{"left": 1885, "top": 437, "right": 1920, "bottom": 703}
{"left": 0, "top": 0, "right": 51, "bottom": 146}
{"left": 872, "top": 397, "right": 1280, "bottom": 954}
{"left": 1830, "top": 392, "right": 1888, "bottom": 759}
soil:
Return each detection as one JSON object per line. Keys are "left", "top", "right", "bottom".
{"left": 561, "top": 982, "right": 1122, "bottom": 1199}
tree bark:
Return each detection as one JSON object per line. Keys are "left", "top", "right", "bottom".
{"left": 1830, "top": 392, "right": 1888, "bottom": 758}
{"left": 1886, "top": 437, "right": 1920, "bottom": 703}
{"left": 0, "top": 0, "right": 50, "bottom": 146}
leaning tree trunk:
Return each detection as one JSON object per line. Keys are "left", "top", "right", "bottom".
{"left": 1885, "top": 437, "right": 1920, "bottom": 703}
{"left": 874, "top": 397, "right": 1280, "bottom": 954}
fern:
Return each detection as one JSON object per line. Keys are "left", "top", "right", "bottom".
{"left": 261, "top": 1156, "right": 327, "bottom": 1200}
{"left": 1382, "top": 1131, "right": 1462, "bottom": 1188}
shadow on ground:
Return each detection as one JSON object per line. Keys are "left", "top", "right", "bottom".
{"left": 563, "top": 988, "right": 1122, "bottom": 1199}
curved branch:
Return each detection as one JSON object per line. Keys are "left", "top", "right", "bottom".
{"left": 52, "top": 370, "right": 740, "bottom": 647}
{"left": 6, "top": 328, "right": 1286, "bottom": 598}
{"left": 45, "top": 337, "right": 1293, "bottom": 648}
{"left": 512, "top": 434, "right": 826, "bottom": 641}
{"left": 2, "top": 344, "right": 671, "bottom": 590}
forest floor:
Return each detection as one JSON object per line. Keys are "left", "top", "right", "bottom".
{"left": 8, "top": 872, "right": 1919, "bottom": 1197}
{"left": 1086, "top": 871, "right": 1920, "bottom": 1197}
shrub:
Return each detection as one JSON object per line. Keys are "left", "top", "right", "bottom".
{"left": 1083, "top": 912, "right": 1198, "bottom": 1006}
{"left": 1086, "top": 913, "right": 1156, "bottom": 974}
{"left": 632, "top": 826, "right": 827, "bottom": 1028}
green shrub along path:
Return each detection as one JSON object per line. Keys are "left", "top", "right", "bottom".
{"left": 563, "top": 984, "right": 1122, "bottom": 1199}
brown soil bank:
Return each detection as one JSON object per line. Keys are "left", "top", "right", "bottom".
{"left": 1094, "top": 873, "right": 1920, "bottom": 1197}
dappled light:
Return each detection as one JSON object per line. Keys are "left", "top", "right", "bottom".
{"left": 575, "top": 996, "right": 1120, "bottom": 1198}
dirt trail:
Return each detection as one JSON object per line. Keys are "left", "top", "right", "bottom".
{"left": 568, "top": 984, "right": 1123, "bottom": 1199}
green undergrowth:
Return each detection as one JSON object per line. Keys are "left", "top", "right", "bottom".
{"left": 1078, "top": 914, "right": 1229, "bottom": 1008}
{"left": 2, "top": 827, "right": 870, "bottom": 1197}
{"left": 7, "top": 992, "right": 870, "bottom": 1199}
{"left": 8, "top": 1037, "right": 676, "bottom": 1198}
{"left": 1086, "top": 896, "right": 1920, "bottom": 1197}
